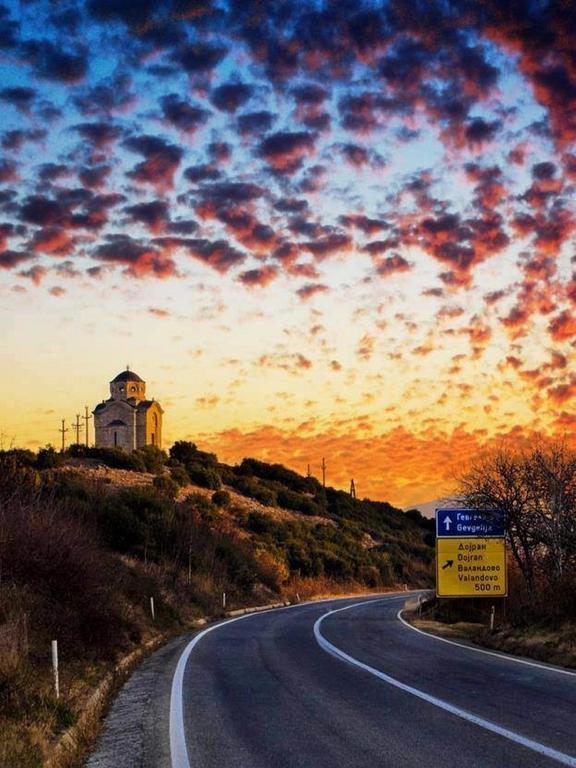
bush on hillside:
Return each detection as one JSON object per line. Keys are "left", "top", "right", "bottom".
{"left": 212, "top": 490, "right": 231, "bottom": 508}
{"left": 153, "top": 474, "right": 179, "bottom": 499}
{"left": 135, "top": 445, "right": 167, "bottom": 474}
{"left": 170, "top": 464, "right": 190, "bottom": 486}
{"left": 187, "top": 463, "right": 221, "bottom": 490}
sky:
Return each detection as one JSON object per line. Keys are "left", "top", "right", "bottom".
{"left": 1, "top": 0, "right": 575, "bottom": 508}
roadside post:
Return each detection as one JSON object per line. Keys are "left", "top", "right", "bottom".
{"left": 435, "top": 509, "right": 507, "bottom": 599}
{"left": 51, "top": 640, "right": 60, "bottom": 699}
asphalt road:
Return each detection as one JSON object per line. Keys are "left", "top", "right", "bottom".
{"left": 171, "top": 593, "right": 576, "bottom": 768}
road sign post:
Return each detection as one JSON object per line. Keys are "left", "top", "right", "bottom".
{"left": 435, "top": 509, "right": 507, "bottom": 599}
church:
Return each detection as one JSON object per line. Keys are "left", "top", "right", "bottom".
{"left": 93, "top": 369, "right": 163, "bottom": 451}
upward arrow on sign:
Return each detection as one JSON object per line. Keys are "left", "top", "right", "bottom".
{"left": 444, "top": 516, "right": 452, "bottom": 531}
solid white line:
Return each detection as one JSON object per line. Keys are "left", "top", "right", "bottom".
{"left": 314, "top": 600, "right": 576, "bottom": 768}
{"left": 396, "top": 608, "right": 576, "bottom": 678}
{"left": 169, "top": 593, "right": 405, "bottom": 768}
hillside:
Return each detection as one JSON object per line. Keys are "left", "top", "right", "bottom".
{"left": 0, "top": 442, "right": 434, "bottom": 767}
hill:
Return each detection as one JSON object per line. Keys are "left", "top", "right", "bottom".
{"left": 0, "top": 442, "right": 434, "bottom": 767}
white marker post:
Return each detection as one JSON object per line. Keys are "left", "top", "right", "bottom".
{"left": 222, "top": 592, "right": 226, "bottom": 609}
{"left": 51, "top": 640, "right": 60, "bottom": 699}
{"left": 490, "top": 604, "right": 495, "bottom": 631}
{"left": 150, "top": 596, "right": 155, "bottom": 622}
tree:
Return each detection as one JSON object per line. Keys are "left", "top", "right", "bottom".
{"left": 458, "top": 440, "right": 576, "bottom": 605}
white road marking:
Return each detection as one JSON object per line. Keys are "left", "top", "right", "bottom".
{"left": 314, "top": 600, "right": 576, "bottom": 768}
{"left": 170, "top": 593, "right": 404, "bottom": 768}
{"left": 396, "top": 608, "right": 576, "bottom": 678}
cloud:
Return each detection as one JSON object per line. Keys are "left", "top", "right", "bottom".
{"left": 0, "top": 250, "right": 33, "bottom": 269}
{"left": 210, "top": 82, "right": 253, "bottom": 112}
{"left": 173, "top": 42, "right": 227, "bottom": 74}
{"left": 124, "top": 200, "right": 169, "bottom": 234}
{"left": 548, "top": 311, "right": 576, "bottom": 341}
{"left": 0, "top": 87, "right": 36, "bottom": 112}
{"left": 124, "top": 134, "right": 183, "bottom": 191}
{"left": 237, "top": 110, "right": 276, "bottom": 136}
{"left": 239, "top": 265, "right": 278, "bottom": 288}
{"left": 296, "top": 283, "right": 329, "bottom": 300}
{"left": 21, "top": 39, "right": 88, "bottom": 82}
{"left": 93, "top": 235, "right": 177, "bottom": 278}
{"left": 160, "top": 94, "right": 211, "bottom": 132}
{"left": 258, "top": 131, "right": 317, "bottom": 174}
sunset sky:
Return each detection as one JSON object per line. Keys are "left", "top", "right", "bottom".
{"left": 1, "top": 0, "right": 575, "bottom": 508}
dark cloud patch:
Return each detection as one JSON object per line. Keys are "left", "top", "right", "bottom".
{"left": 72, "top": 74, "right": 134, "bottom": 116}
{"left": 37, "top": 163, "right": 70, "bottom": 183}
{"left": 375, "top": 254, "right": 411, "bottom": 277}
{"left": 274, "top": 198, "right": 308, "bottom": 213}
{"left": 239, "top": 265, "right": 278, "bottom": 287}
{"left": 2, "top": 128, "right": 46, "bottom": 151}
{"left": 20, "top": 196, "right": 69, "bottom": 227}
{"left": 258, "top": 131, "right": 317, "bottom": 174}
{"left": 197, "top": 181, "right": 265, "bottom": 207}
{"left": 208, "top": 142, "right": 230, "bottom": 162}
{"left": 291, "top": 83, "right": 329, "bottom": 105}
{"left": 237, "top": 110, "right": 276, "bottom": 136}
{"left": 210, "top": 82, "right": 253, "bottom": 112}
{"left": 340, "top": 214, "right": 388, "bottom": 235}
{"left": 465, "top": 118, "right": 502, "bottom": 146}
{"left": 184, "top": 165, "right": 221, "bottom": 183}
{"left": 532, "top": 161, "right": 556, "bottom": 180}
{"left": 79, "top": 164, "right": 112, "bottom": 188}
{"left": 93, "top": 234, "right": 177, "bottom": 278}
{"left": 21, "top": 39, "right": 88, "bottom": 82}
{"left": 124, "top": 201, "right": 169, "bottom": 233}
{"left": 0, "top": 250, "right": 32, "bottom": 269}
{"left": 363, "top": 238, "right": 399, "bottom": 255}
{"left": 173, "top": 42, "right": 227, "bottom": 74}
{"left": 297, "top": 283, "right": 329, "bottom": 300}
{"left": 124, "top": 135, "right": 183, "bottom": 190}
{"left": 0, "top": 87, "right": 36, "bottom": 112}
{"left": 72, "top": 122, "right": 123, "bottom": 147}
{"left": 184, "top": 238, "right": 246, "bottom": 273}
{"left": 302, "top": 233, "right": 352, "bottom": 260}
{"left": 0, "top": 160, "right": 17, "bottom": 183}
{"left": 167, "top": 219, "right": 198, "bottom": 235}
{"left": 0, "top": 3, "right": 18, "bottom": 49}
{"left": 87, "top": 0, "right": 162, "bottom": 27}
{"left": 160, "top": 94, "right": 210, "bottom": 132}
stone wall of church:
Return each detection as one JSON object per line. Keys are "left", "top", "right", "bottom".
{"left": 94, "top": 401, "right": 136, "bottom": 451}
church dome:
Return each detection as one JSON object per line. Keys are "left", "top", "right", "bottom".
{"left": 111, "top": 370, "right": 144, "bottom": 383}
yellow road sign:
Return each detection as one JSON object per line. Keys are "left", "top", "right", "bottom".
{"left": 436, "top": 537, "right": 507, "bottom": 598}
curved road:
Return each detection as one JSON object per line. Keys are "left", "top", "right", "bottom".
{"left": 170, "top": 593, "right": 576, "bottom": 768}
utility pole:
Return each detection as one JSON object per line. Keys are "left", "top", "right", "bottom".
{"left": 82, "top": 405, "right": 92, "bottom": 446}
{"left": 59, "top": 419, "right": 68, "bottom": 452}
{"left": 307, "top": 463, "right": 311, "bottom": 478}
{"left": 350, "top": 479, "right": 356, "bottom": 499}
{"left": 321, "top": 457, "right": 326, "bottom": 488}
{"left": 72, "top": 414, "right": 82, "bottom": 445}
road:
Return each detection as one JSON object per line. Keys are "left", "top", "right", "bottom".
{"left": 170, "top": 593, "right": 576, "bottom": 768}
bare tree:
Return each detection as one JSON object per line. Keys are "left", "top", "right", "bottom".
{"left": 458, "top": 440, "right": 576, "bottom": 606}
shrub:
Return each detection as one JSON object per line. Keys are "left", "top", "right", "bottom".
{"left": 135, "top": 445, "right": 167, "bottom": 474}
{"left": 36, "top": 446, "right": 62, "bottom": 469}
{"left": 187, "top": 463, "right": 221, "bottom": 490}
{"left": 0, "top": 498, "right": 125, "bottom": 657}
{"left": 212, "top": 490, "right": 231, "bottom": 508}
{"left": 153, "top": 474, "right": 179, "bottom": 499}
{"left": 170, "top": 464, "right": 190, "bottom": 486}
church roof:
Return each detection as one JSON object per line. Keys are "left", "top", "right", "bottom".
{"left": 111, "top": 370, "right": 144, "bottom": 383}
